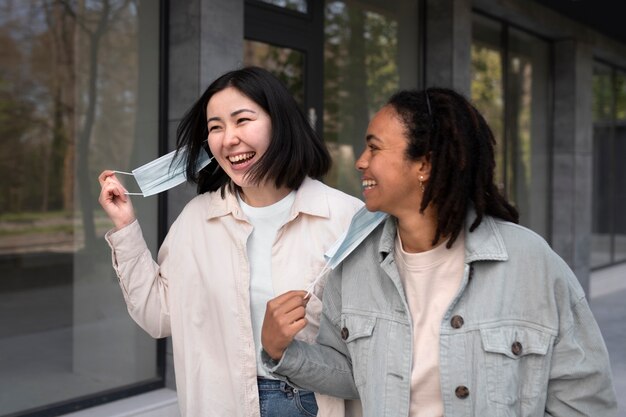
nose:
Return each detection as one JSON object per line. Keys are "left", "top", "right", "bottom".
{"left": 223, "top": 124, "right": 240, "bottom": 146}
{"left": 355, "top": 149, "right": 369, "bottom": 171}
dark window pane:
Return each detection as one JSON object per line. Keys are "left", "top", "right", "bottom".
{"left": 591, "top": 63, "right": 615, "bottom": 268}
{"left": 323, "top": 0, "right": 419, "bottom": 198}
{"left": 471, "top": 14, "right": 505, "bottom": 194}
{"left": 614, "top": 71, "right": 626, "bottom": 262}
{"left": 471, "top": 15, "right": 550, "bottom": 239}
{"left": 243, "top": 40, "right": 305, "bottom": 107}
{"left": 255, "top": 0, "right": 308, "bottom": 13}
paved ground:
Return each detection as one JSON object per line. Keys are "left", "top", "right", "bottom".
{"left": 590, "top": 263, "right": 626, "bottom": 416}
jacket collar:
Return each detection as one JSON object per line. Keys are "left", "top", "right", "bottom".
{"left": 377, "top": 206, "right": 509, "bottom": 263}
{"left": 204, "top": 177, "right": 331, "bottom": 221}
{"left": 463, "top": 207, "right": 509, "bottom": 263}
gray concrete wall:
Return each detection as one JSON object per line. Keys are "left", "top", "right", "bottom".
{"left": 167, "top": 0, "right": 243, "bottom": 222}
{"left": 425, "top": 0, "right": 472, "bottom": 94}
{"left": 165, "top": 0, "right": 244, "bottom": 390}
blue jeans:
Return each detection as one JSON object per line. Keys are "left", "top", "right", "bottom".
{"left": 258, "top": 378, "right": 318, "bottom": 417}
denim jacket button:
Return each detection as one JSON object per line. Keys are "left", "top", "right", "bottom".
{"left": 511, "top": 341, "right": 523, "bottom": 356}
{"left": 341, "top": 327, "right": 349, "bottom": 340}
{"left": 450, "top": 315, "right": 464, "bottom": 329}
{"left": 455, "top": 385, "right": 470, "bottom": 399}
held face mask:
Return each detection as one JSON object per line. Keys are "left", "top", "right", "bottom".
{"left": 305, "top": 206, "right": 388, "bottom": 296}
{"left": 114, "top": 148, "right": 213, "bottom": 197}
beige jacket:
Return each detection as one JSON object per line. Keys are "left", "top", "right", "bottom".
{"left": 105, "top": 178, "right": 363, "bottom": 417}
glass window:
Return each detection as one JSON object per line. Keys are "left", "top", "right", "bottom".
{"left": 614, "top": 71, "right": 626, "bottom": 263}
{"left": 471, "top": 14, "right": 551, "bottom": 240}
{"left": 255, "top": 0, "right": 308, "bottom": 14}
{"left": 471, "top": 14, "right": 505, "bottom": 190}
{"left": 323, "top": 0, "right": 420, "bottom": 198}
{"left": 592, "top": 63, "right": 615, "bottom": 268}
{"left": 0, "top": 1, "right": 161, "bottom": 415}
{"left": 592, "top": 63, "right": 626, "bottom": 267}
{"left": 506, "top": 27, "right": 550, "bottom": 238}
{"left": 244, "top": 40, "right": 305, "bottom": 106}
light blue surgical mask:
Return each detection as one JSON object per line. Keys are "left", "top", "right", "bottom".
{"left": 306, "top": 206, "right": 388, "bottom": 296}
{"left": 114, "top": 148, "right": 213, "bottom": 197}
{"left": 324, "top": 206, "right": 388, "bottom": 269}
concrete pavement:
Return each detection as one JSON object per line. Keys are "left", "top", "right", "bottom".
{"left": 590, "top": 262, "right": 626, "bottom": 416}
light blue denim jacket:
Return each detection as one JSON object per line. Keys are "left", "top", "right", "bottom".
{"left": 265, "top": 210, "right": 618, "bottom": 417}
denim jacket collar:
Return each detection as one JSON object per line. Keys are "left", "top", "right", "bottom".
{"left": 376, "top": 206, "right": 509, "bottom": 264}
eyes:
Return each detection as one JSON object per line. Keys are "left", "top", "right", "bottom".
{"left": 367, "top": 143, "right": 379, "bottom": 152}
{"left": 207, "top": 117, "right": 252, "bottom": 133}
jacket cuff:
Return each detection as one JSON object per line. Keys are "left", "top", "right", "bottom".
{"left": 262, "top": 342, "right": 305, "bottom": 378}
{"left": 105, "top": 219, "right": 149, "bottom": 263}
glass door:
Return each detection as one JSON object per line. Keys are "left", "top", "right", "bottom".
{"left": 244, "top": 0, "right": 323, "bottom": 132}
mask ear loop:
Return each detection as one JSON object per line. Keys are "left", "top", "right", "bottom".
{"left": 111, "top": 170, "right": 144, "bottom": 196}
{"left": 304, "top": 259, "right": 332, "bottom": 299}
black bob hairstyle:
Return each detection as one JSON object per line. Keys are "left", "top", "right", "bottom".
{"left": 175, "top": 66, "right": 331, "bottom": 195}
{"left": 387, "top": 87, "right": 519, "bottom": 248}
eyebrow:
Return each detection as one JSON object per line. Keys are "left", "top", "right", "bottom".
{"left": 207, "top": 108, "right": 257, "bottom": 123}
{"left": 365, "top": 134, "right": 381, "bottom": 143}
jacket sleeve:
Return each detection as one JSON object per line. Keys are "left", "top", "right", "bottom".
{"left": 105, "top": 219, "right": 173, "bottom": 338}
{"left": 544, "top": 265, "right": 618, "bottom": 416}
{"left": 264, "top": 265, "right": 360, "bottom": 399}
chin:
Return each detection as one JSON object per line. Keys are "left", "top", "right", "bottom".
{"left": 364, "top": 200, "right": 379, "bottom": 212}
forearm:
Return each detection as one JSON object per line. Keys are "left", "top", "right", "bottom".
{"left": 545, "top": 298, "right": 617, "bottom": 416}
{"left": 264, "top": 340, "right": 359, "bottom": 399}
{"left": 106, "top": 220, "right": 172, "bottom": 338}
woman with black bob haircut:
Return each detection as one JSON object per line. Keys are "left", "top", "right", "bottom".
{"left": 98, "top": 66, "right": 363, "bottom": 417}
{"left": 263, "top": 87, "right": 617, "bottom": 417}
{"left": 178, "top": 66, "right": 331, "bottom": 195}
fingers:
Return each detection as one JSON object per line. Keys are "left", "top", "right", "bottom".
{"left": 98, "top": 170, "right": 128, "bottom": 201}
{"left": 262, "top": 290, "right": 310, "bottom": 361}
{"left": 266, "top": 291, "right": 308, "bottom": 332}
{"left": 99, "top": 177, "right": 128, "bottom": 205}
{"left": 98, "top": 169, "right": 118, "bottom": 186}
{"left": 267, "top": 290, "right": 309, "bottom": 316}
{"left": 97, "top": 170, "right": 136, "bottom": 229}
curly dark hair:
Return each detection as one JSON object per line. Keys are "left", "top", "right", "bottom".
{"left": 387, "top": 87, "right": 519, "bottom": 248}
{"left": 175, "top": 66, "right": 330, "bottom": 196}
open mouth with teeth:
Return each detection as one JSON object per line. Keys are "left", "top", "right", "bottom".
{"left": 362, "top": 179, "right": 377, "bottom": 190}
{"left": 228, "top": 152, "right": 256, "bottom": 165}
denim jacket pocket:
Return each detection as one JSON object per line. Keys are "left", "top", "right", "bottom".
{"left": 342, "top": 314, "right": 376, "bottom": 387}
{"left": 480, "top": 325, "right": 553, "bottom": 405}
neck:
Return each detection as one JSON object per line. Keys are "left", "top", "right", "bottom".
{"left": 239, "top": 182, "right": 292, "bottom": 207}
{"left": 395, "top": 205, "right": 442, "bottom": 253}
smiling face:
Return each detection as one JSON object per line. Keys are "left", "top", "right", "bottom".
{"left": 206, "top": 87, "right": 273, "bottom": 191}
{"left": 355, "top": 105, "right": 428, "bottom": 217}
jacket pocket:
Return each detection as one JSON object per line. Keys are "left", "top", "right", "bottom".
{"left": 342, "top": 314, "right": 376, "bottom": 387}
{"left": 480, "top": 325, "right": 553, "bottom": 405}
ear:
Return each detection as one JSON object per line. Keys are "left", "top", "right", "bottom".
{"left": 416, "top": 153, "right": 432, "bottom": 182}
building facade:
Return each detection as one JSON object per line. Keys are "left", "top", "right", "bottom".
{"left": 1, "top": 0, "right": 625, "bottom": 415}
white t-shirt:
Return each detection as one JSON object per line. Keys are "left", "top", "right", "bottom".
{"left": 394, "top": 231, "right": 465, "bottom": 417}
{"left": 238, "top": 191, "right": 296, "bottom": 377}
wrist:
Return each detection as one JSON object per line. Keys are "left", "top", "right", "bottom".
{"left": 268, "top": 347, "right": 285, "bottom": 362}
{"left": 114, "top": 216, "right": 136, "bottom": 231}
{"left": 261, "top": 348, "right": 283, "bottom": 368}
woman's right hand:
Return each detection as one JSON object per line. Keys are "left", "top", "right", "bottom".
{"left": 262, "top": 290, "right": 309, "bottom": 361}
{"left": 98, "top": 170, "right": 136, "bottom": 230}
